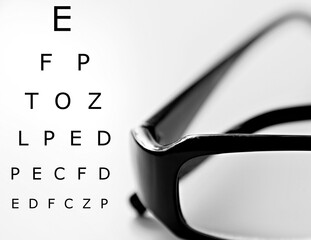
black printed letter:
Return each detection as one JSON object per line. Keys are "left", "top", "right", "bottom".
{"left": 54, "top": 6, "right": 71, "bottom": 31}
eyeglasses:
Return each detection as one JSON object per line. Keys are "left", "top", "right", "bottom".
{"left": 129, "top": 12, "right": 311, "bottom": 240}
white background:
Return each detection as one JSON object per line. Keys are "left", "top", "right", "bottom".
{"left": 1, "top": 0, "right": 311, "bottom": 239}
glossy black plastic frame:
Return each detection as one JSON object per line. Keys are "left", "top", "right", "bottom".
{"left": 130, "top": 12, "right": 311, "bottom": 240}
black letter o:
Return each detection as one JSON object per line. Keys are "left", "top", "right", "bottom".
{"left": 55, "top": 92, "right": 71, "bottom": 109}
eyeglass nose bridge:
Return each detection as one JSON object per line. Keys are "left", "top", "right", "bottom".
{"left": 129, "top": 193, "right": 146, "bottom": 215}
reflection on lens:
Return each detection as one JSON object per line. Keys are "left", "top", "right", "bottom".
{"left": 178, "top": 152, "right": 311, "bottom": 239}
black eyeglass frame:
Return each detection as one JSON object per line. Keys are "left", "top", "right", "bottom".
{"left": 130, "top": 12, "right": 311, "bottom": 240}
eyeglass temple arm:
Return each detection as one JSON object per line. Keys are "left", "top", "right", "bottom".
{"left": 144, "top": 11, "right": 311, "bottom": 145}
{"left": 178, "top": 105, "right": 311, "bottom": 179}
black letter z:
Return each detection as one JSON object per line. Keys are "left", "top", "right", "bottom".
{"left": 83, "top": 198, "right": 91, "bottom": 209}
{"left": 88, "top": 92, "right": 101, "bottom": 109}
